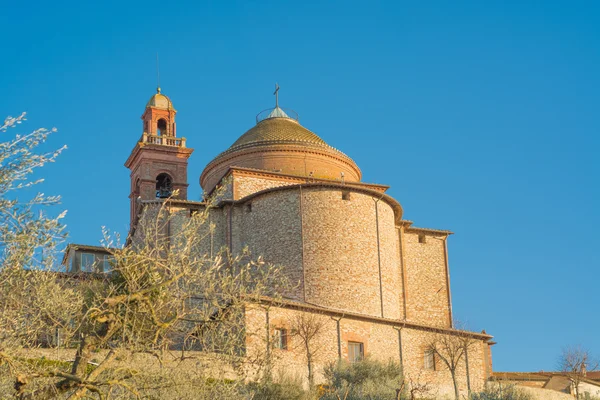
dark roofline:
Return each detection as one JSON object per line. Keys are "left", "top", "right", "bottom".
{"left": 398, "top": 220, "right": 454, "bottom": 235}
{"left": 493, "top": 372, "right": 600, "bottom": 387}
{"left": 226, "top": 166, "right": 389, "bottom": 192}
{"left": 258, "top": 296, "right": 493, "bottom": 341}
{"left": 61, "top": 243, "right": 118, "bottom": 266}
{"left": 223, "top": 182, "right": 404, "bottom": 223}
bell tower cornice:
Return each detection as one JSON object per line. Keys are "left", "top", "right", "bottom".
{"left": 125, "top": 89, "right": 194, "bottom": 228}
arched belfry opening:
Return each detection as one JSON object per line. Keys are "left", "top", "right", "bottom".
{"left": 156, "top": 173, "right": 172, "bottom": 198}
{"left": 157, "top": 118, "right": 168, "bottom": 136}
{"left": 127, "top": 88, "right": 193, "bottom": 227}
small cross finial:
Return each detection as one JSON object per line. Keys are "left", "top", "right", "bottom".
{"left": 156, "top": 53, "right": 161, "bottom": 93}
{"left": 274, "top": 83, "right": 280, "bottom": 108}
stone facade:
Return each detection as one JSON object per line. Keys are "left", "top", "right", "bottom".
{"left": 401, "top": 226, "right": 453, "bottom": 327}
{"left": 67, "top": 90, "right": 496, "bottom": 396}
{"left": 244, "top": 302, "right": 490, "bottom": 397}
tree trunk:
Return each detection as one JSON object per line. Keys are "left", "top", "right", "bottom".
{"left": 304, "top": 340, "right": 314, "bottom": 388}
{"left": 465, "top": 345, "right": 471, "bottom": 395}
{"left": 451, "top": 370, "right": 459, "bottom": 400}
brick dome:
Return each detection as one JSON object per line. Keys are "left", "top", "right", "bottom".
{"left": 230, "top": 117, "right": 327, "bottom": 149}
{"left": 200, "top": 115, "right": 361, "bottom": 193}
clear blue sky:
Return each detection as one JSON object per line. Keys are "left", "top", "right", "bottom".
{"left": 1, "top": 0, "right": 599, "bottom": 373}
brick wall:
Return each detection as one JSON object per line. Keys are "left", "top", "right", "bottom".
{"left": 402, "top": 229, "right": 452, "bottom": 327}
{"left": 245, "top": 304, "right": 489, "bottom": 397}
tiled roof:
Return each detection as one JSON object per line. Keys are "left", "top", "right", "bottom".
{"left": 586, "top": 371, "right": 600, "bottom": 381}
{"left": 230, "top": 117, "right": 327, "bottom": 149}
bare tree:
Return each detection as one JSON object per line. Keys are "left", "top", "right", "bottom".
{"left": 289, "top": 312, "right": 326, "bottom": 388}
{"left": 405, "top": 371, "right": 433, "bottom": 400}
{"left": 558, "top": 345, "right": 599, "bottom": 399}
{"left": 426, "top": 322, "right": 478, "bottom": 400}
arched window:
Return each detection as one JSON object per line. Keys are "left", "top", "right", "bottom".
{"left": 156, "top": 173, "right": 172, "bottom": 198}
{"left": 157, "top": 119, "right": 168, "bottom": 136}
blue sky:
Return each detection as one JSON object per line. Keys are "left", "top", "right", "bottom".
{"left": 1, "top": 0, "right": 599, "bottom": 372}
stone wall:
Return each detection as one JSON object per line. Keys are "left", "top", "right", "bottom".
{"left": 233, "top": 189, "right": 305, "bottom": 300}
{"left": 245, "top": 304, "right": 490, "bottom": 397}
{"left": 301, "top": 187, "right": 402, "bottom": 319}
{"left": 402, "top": 228, "right": 452, "bottom": 327}
{"left": 234, "top": 175, "right": 298, "bottom": 200}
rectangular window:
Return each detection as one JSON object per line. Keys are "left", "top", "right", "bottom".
{"left": 102, "top": 255, "right": 115, "bottom": 273}
{"left": 418, "top": 234, "right": 427, "bottom": 244}
{"left": 424, "top": 350, "right": 435, "bottom": 370}
{"left": 348, "top": 341, "right": 364, "bottom": 363}
{"left": 80, "top": 253, "right": 95, "bottom": 273}
{"left": 273, "top": 328, "right": 288, "bottom": 350}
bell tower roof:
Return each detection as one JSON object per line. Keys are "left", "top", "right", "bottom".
{"left": 146, "top": 87, "right": 175, "bottom": 111}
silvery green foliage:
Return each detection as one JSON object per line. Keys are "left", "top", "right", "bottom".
{"left": 0, "top": 112, "right": 67, "bottom": 271}
{"left": 0, "top": 114, "right": 82, "bottom": 388}
{"left": 469, "top": 384, "right": 532, "bottom": 400}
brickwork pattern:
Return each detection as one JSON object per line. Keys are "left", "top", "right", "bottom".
{"left": 301, "top": 188, "right": 401, "bottom": 318}
{"left": 233, "top": 190, "right": 304, "bottom": 300}
{"left": 402, "top": 229, "right": 452, "bottom": 327}
{"left": 234, "top": 175, "right": 298, "bottom": 200}
{"left": 245, "top": 305, "right": 489, "bottom": 397}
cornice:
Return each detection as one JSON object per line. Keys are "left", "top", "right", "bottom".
{"left": 228, "top": 166, "right": 388, "bottom": 193}
{"left": 200, "top": 141, "right": 362, "bottom": 188}
{"left": 255, "top": 296, "right": 494, "bottom": 341}
{"left": 124, "top": 142, "right": 194, "bottom": 169}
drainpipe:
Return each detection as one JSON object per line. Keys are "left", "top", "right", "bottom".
{"left": 265, "top": 307, "right": 272, "bottom": 378}
{"left": 393, "top": 326, "right": 404, "bottom": 368}
{"left": 442, "top": 235, "right": 454, "bottom": 327}
{"left": 465, "top": 344, "right": 471, "bottom": 394}
{"left": 374, "top": 195, "right": 385, "bottom": 318}
{"left": 331, "top": 316, "right": 343, "bottom": 359}
{"left": 299, "top": 186, "right": 306, "bottom": 302}
{"left": 397, "top": 226, "right": 408, "bottom": 320}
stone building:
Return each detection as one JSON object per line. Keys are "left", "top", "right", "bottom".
{"left": 64, "top": 88, "right": 495, "bottom": 397}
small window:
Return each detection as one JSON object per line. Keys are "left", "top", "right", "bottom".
{"left": 273, "top": 328, "right": 288, "bottom": 350}
{"left": 348, "top": 341, "right": 364, "bottom": 363}
{"left": 342, "top": 190, "right": 351, "bottom": 201}
{"left": 424, "top": 350, "right": 435, "bottom": 370}
{"left": 102, "top": 255, "right": 115, "bottom": 273}
{"left": 246, "top": 203, "right": 252, "bottom": 212}
{"left": 418, "top": 234, "right": 427, "bottom": 244}
{"left": 80, "top": 253, "right": 95, "bottom": 272}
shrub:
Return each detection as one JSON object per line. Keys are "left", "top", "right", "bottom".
{"left": 470, "top": 383, "right": 532, "bottom": 400}
{"left": 321, "top": 358, "right": 406, "bottom": 400}
{"left": 247, "top": 377, "right": 307, "bottom": 400}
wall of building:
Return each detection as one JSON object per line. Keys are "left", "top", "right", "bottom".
{"left": 401, "top": 228, "right": 452, "bottom": 327}
{"left": 301, "top": 187, "right": 402, "bottom": 319}
{"left": 232, "top": 189, "right": 305, "bottom": 301}
{"left": 244, "top": 304, "right": 489, "bottom": 397}
{"left": 233, "top": 175, "right": 298, "bottom": 200}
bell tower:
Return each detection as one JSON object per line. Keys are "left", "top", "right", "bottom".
{"left": 124, "top": 88, "right": 194, "bottom": 227}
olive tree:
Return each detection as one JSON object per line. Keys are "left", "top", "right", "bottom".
{"left": 0, "top": 114, "right": 290, "bottom": 399}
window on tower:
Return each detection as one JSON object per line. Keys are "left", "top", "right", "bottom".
{"left": 156, "top": 173, "right": 173, "bottom": 198}
{"left": 157, "top": 119, "right": 168, "bottom": 136}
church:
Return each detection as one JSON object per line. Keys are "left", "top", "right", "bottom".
{"left": 63, "top": 87, "right": 495, "bottom": 397}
